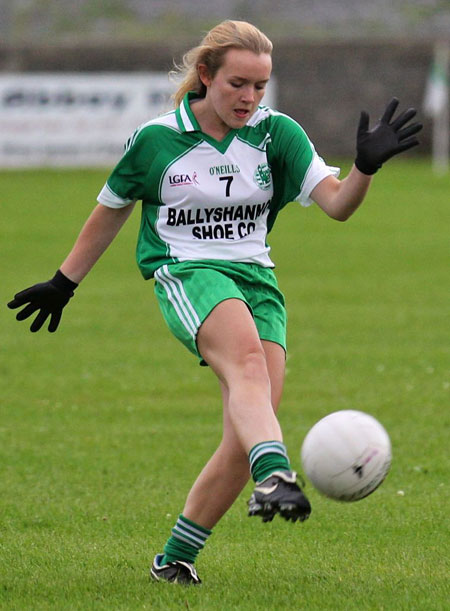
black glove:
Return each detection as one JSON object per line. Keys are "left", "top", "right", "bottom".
{"left": 355, "top": 97, "right": 423, "bottom": 175}
{"left": 7, "top": 270, "right": 78, "bottom": 332}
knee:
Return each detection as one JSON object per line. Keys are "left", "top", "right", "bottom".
{"left": 238, "top": 347, "right": 270, "bottom": 386}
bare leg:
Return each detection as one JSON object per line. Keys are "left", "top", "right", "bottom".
{"left": 183, "top": 335, "right": 286, "bottom": 529}
{"left": 196, "top": 299, "right": 283, "bottom": 451}
{"left": 182, "top": 384, "right": 250, "bottom": 529}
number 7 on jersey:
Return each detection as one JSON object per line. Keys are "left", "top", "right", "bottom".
{"left": 219, "top": 175, "right": 233, "bottom": 197}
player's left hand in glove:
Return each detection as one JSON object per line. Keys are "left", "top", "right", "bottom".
{"left": 7, "top": 270, "right": 78, "bottom": 332}
{"left": 355, "top": 97, "right": 423, "bottom": 175}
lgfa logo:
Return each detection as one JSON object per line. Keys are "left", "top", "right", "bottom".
{"left": 169, "top": 172, "right": 199, "bottom": 187}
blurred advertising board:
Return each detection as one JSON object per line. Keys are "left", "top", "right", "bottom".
{"left": 0, "top": 73, "right": 276, "bottom": 167}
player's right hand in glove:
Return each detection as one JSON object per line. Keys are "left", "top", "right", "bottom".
{"left": 7, "top": 270, "right": 78, "bottom": 332}
{"left": 355, "top": 97, "right": 423, "bottom": 175}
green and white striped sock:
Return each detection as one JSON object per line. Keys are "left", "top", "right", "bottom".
{"left": 162, "top": 514, "right": 212, "bottom": 565}
{"left": 249, "top": 440, "right": 291, "bottom": 483}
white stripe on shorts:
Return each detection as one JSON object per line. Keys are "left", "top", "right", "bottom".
{"left": 163, "top": 267, "right": 201, "bottom": 328}
{"left": 155, "top": 265, "right": 201, "bottom": 339}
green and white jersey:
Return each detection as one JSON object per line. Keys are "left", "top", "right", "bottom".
{"left": 97, "top": 92, "right": 339, "bottom": 279}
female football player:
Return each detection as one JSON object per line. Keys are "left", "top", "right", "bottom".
{"left": 7, "top": 20, "right": 422, "bottom": 585}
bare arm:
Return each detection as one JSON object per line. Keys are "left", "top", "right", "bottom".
{"left": 60, "top": 202, "right": 135, "bottom": 283}
{"left": 310, "top": 165, "right": 372, "bottom": 222}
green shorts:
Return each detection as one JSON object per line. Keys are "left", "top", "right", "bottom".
{"left": 153, "top": 260, "right": 287, "bottom": 365}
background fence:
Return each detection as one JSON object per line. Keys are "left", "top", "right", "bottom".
{"left": 1, "top": 0, "right": 449, "bottom": 163}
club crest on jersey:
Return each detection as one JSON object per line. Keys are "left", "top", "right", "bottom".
{"left": 169, "top": 172, "right": 199, "bottom": 187}
{"left": 253, "top": 163, "right": 271, "bottom": 190}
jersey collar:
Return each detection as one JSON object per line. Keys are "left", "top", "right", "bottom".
{"left": 175, "top": 91, "right": 240, "bottom": 154}
{"left": 176, "top": 92, "right": 202, "bottom": 133}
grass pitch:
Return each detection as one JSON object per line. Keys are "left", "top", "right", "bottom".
{"left": 1, "top": 160, "right": 449, "bottom": 609}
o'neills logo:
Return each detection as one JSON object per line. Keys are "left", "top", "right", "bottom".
{"left": 209, "top": 164, "right": 240, "bottom": 175}
{"left": 169, "top": 172, "right": 199, "bottom": 186}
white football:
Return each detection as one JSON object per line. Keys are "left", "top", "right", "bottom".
{"left": 301, "top": 410, "right": 392, "bottom": 502}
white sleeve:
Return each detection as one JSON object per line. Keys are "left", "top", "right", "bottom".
{"left": 296, "top": 153, "right": 340, "bottom": 207}
{"left": 97, "top": 183, "right": 136, "bottom": 209}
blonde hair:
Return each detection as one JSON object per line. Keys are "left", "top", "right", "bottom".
{"left": 171, "top": 20, "right": 273, "bottom": 107}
